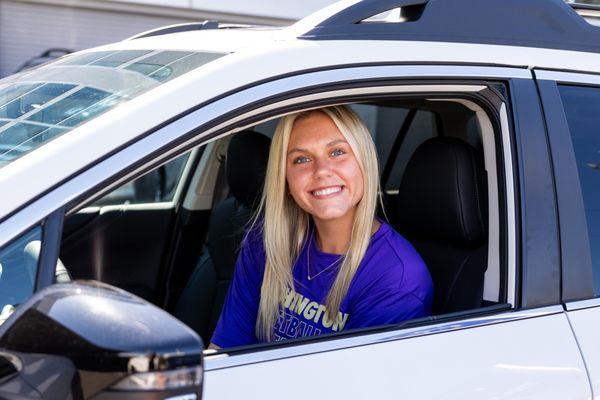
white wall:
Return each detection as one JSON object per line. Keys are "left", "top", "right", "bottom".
{"left": 0, "top": 0, "right": 191, "bottom": 77}
{"left": 109, "top": 0, "right": 336, "bottom": 20}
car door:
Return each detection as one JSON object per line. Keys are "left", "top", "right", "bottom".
{"left": 536, "top": 69, "right": 600, "bottom": 398}
{"left": 194, "top": 66, "right": 590, "bottom": 399}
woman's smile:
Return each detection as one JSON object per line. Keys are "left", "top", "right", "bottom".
{"left": 310, "top": 185, "right": 344, "bottom": 198}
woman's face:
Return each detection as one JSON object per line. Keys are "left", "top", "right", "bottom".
{"left": 285, "top": 111, "right": 364, "bottom": 225}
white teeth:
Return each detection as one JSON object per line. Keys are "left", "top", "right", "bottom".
{"left": 313, "top": 186, "right": 342, "bottom": 196}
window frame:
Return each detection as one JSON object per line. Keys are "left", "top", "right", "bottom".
{"left": 0, "top": 64, "right": 537, "bottom": 361}
{"left": 535, "top": 70, "right": 600, "bottom": 306}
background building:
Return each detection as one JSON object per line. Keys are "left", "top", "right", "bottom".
{"left": 0, "top": 0, "right": 335, "bottom": 77}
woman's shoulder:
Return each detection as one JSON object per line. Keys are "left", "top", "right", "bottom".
{"left": 358, "top": 221, "right": 433, "bottom": 295}
{"left": 368, "top": 221, "right": 424, "bottom": 268}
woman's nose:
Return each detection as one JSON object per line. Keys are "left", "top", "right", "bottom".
{"left": 313, "top": 157, "right": 333, "bottom": 178}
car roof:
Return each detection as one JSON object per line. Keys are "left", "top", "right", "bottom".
{"left": 86, "top": 27, "right": 285, "bottom": 54}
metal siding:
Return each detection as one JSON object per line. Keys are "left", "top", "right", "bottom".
{"left": 0, "top": 0, "right": 191, "bottom": 77}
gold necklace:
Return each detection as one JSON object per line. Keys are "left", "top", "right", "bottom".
{"left": 306, "top": 228, "right": 344, "bottom": 281}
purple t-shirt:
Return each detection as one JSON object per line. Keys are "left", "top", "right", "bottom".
{"left": 211, "top": 221, "right": 433, "bottom": 347}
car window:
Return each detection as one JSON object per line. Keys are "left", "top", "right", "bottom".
{"left": 559, "top": 84, "right": 600, "bottom": 293}
{"left": 0, "top": 50, "right": 224, "bottom": 168}
{"left": 344, "top": 104, "right": 437, "bottom": 190}
{"left": 381, "top": 109, "right": 437, "bottom": 190}
{"left": 93, "top": 151, "right": 191, "bottom": 206}
{"left": 0, "top": 226, "right": 42, "bottom": 324}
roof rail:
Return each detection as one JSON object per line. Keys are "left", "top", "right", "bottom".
{"left": 569, "top": 2, "right": 600, "bottom": 27}
{"left": 569, "top": 3, "right": 600, "bottom": 12}
{"left": 127, "top": 21, "right": 250, "bottom": 40}
{"left": 298, "top": 0, "right": 600, "bottom": 54}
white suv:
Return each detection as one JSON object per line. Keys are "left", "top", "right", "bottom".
{"left": 0, "top": 0, "right": 598, "bottom": 399}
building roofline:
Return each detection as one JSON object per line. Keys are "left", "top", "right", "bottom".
{"left": 12, "top": 0, "right": 296, "bottom": 26}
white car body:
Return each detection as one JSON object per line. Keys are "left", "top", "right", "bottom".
{"left": 0, "top": 0, "right": 599, "bottom": 399}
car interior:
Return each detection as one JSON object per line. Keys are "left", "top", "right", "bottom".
{"left": 57, "top": 94, "right": 507, "bottom": 348}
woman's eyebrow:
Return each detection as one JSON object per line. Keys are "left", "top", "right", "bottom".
{"left": 327, "top": 139, "right": 348, "bottom": 147}
{"left": 287, "top": 147, "right": 306, "bottom": 156}
{"left": 287, "top": 139, "right": 349, "bottom": 156}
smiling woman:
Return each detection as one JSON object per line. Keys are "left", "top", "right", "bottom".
{"left": 210, "top": 105, "right": 434, "bottom": 348}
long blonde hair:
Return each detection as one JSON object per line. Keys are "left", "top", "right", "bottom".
{"left": 254, "top": 105, "right": 380, "bottom": 341}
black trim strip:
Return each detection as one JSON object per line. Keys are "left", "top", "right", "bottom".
{"left": 35, "top": 207, "right": 65, "bottom": 291}
{"left": 534, "top": 77, "right": 595, "bottom": 301}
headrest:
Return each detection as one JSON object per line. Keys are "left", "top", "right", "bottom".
{"left": 394, "top": 137, "right": 487, "bottom": 247}
{"left": 226, "top": 130, "right": 271, "bottom": 208}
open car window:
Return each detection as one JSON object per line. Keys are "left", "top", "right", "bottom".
{"left": 58, "top": 86, "right": 508, "bottom": 353}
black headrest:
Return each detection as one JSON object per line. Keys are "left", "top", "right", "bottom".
{"left": 395, "top": 137, "right": 487, "bottom": 247}
{"left": 226, "top": 130, "right": 271, "bottom": 208}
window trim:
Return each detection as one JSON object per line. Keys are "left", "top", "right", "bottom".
{"left": 75, "top": 83, "right": 514, "bottom": 356}
{"left": 535, "top": 71, "right": 598, "bottom": 302}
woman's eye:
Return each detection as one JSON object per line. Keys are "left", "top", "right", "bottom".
{"left": 293, "top": 156, "right": 310, "bottom": 164}
{"left": 331, "top": 148, "right": 346, "bottom": 157}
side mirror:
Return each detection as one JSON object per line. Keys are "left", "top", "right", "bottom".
{"left": 0, "top": 281, "right": 203, "bottom": 399}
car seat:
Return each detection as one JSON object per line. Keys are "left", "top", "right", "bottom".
{"left": 392, "top": 137, "right": 488, "bottom": 315}
{"left": 174, "top": 130, "right": 271, "bottom": 344}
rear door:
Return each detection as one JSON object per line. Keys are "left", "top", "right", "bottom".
{"left": 537, "top": 69, "right": 600, "bottom": 397}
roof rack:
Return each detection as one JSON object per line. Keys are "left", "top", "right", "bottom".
{"left": 569, "top": 3, "right": 600, "bottom": 12}
{"left": 570, "top": 2, "right": 600, "bottom": 27}
{"left": 298, "top": 0, "right": 600, "bottom": 54}
{"left": 127, "top": 21, "right": 250, "bottom": 40}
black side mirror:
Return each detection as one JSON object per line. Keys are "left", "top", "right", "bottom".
{"left": 0, "top": 281, "right": 203, "bottom": 399}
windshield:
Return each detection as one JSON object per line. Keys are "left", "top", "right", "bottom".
{"left": 0, "top": 49, "right": 224, "bottom": 168}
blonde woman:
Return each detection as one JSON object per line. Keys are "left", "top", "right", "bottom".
{"left": 210, "top": 105, "right": 433, "bottom": 347}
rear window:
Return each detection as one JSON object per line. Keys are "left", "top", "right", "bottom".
{"left": 0, "top": 50, "right": 224, "bottom": 168}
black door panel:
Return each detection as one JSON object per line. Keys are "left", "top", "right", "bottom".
{"left": 62, "top": 207, "right": 100, "bottom": 237}
{"left": 61, "top": 207, "right": 175, "bottom": 304}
